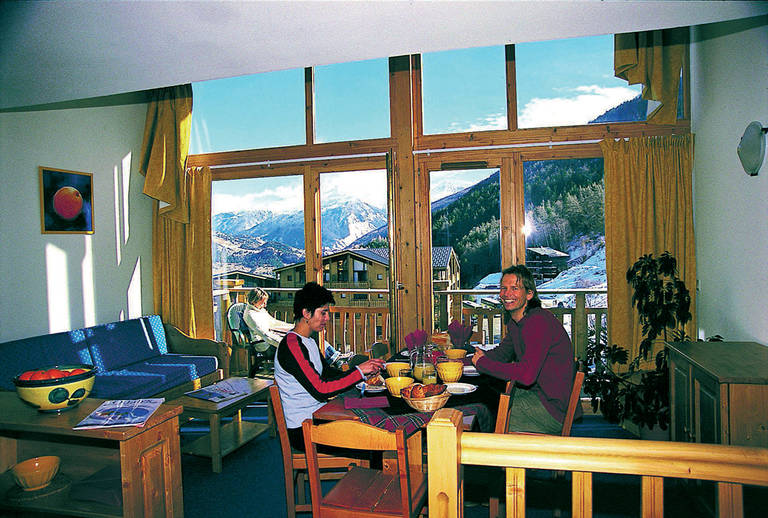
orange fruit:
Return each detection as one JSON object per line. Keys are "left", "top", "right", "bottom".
{"left": 52, "top": 186, "right": 84, "bottom": 220}
{"left": 45, "top": 368, "right": 67, "bottom": 379}
{"left": 18, "top": 371, "right": 35, "bottom": 381}
{"left": 69, "top": 368, "right": 88, "bottom": 376}
{"left": 29, "top": 370, "right": 47, "bottom": 381}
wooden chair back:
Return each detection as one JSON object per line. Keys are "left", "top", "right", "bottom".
{"left": 269, "top": 384, "right": 361, "bottom": 518}
{"left": 302, "top": 419, "right": 426, "bottom": 518}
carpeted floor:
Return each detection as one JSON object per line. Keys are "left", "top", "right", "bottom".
{"left": 178, "top": 404, "right": 767, "bottom": 518}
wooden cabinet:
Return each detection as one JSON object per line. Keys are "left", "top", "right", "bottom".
{"left": 0, "top": 393, "right": 184, "bottom": 517}
{"left": 667, "top": 341, "right": 768, "bottom": 447}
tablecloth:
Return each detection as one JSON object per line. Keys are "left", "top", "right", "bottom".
{"left": 350, "top": 402, "right": 492, "bottom": 435}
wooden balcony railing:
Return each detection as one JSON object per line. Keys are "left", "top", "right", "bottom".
{"left": 427, "top": 408, "right": 768, "bottom": 518}
{"left": 213, "top": 287, "right": 607, "bottom": 360}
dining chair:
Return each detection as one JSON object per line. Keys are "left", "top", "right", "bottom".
{"left": 302, "top": 418, "right": 427, "bottom": 518}
{"left": 269, "top": 385, "right": 365, "bottom": 518}
{"left": 489, "top": 364, "right": 586, "bottom": 517}
{"left": 226, "top": 302, "right": 268, "bottom": 377}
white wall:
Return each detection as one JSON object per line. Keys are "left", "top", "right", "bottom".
{"left": 691, "top": 16, "right": 768, "bottom": 344}
{"left": 0, "top": 99, "right": 153, "bottom": 342}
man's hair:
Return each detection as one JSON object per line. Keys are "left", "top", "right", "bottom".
{"left": 501, "top": 264, "right": 542, "bottom": 310}
{"left": 247, "top": 287, "right": 268, "bottom": 306}
{"left": 293, "top": 282, "right": 335, "bottom": 321}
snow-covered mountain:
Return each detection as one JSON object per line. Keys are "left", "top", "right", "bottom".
{"left": 213, "top": 200, "right": 386, "bottom": 273}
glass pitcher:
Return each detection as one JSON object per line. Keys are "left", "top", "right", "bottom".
{"left": 410, "top": 344, "right": 436, "bottom": 384}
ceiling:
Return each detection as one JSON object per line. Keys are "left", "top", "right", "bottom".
{"left": 2, "top": 1, "right": 767, "bottom": 110}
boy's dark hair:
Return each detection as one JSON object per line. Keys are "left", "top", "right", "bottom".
{"left": 501, "top": 264, "right": 542, "bottom": 310}
{"left": 293, "top": 282, "right": 335, "bottom": 321}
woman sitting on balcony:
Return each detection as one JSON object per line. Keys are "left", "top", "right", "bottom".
{"left": 243, "top": 287, "right": 293, "bottom": 348}
{"left": 274, "top": 282, "right": 385, "bottom": 450}
{"left": 471, "top": 265, "right": 581, "bottom": 434}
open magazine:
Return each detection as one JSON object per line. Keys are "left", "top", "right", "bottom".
{"left": 74, "top": 398, "right": 165, "bottom": 430}
{"left": 184, "top": 377, "right": 252, "bottom": 403}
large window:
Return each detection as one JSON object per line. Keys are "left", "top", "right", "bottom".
{"left": 314, "top": 58, "right": 390, "bottom": 143}
{"left": 421, "top": 46, "right": 507, "bottom": 134}
{"left": 523, "top": 158, "right": 606, "bottom": 307}
{"left": 515, "top": 35, "right": 643, "bottom": 128}
{"left": 191, "top": 68, "right": 305, "bottom": 153}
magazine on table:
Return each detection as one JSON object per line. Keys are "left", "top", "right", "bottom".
{"left": 73, "top": 398, "right": 165, "bottom": 430}
{"left": 184, "top": 377, "right": 252, "bottom": 403}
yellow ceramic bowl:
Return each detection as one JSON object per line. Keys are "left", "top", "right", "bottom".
{"left": 445, "top": 348, "right": 468, "bottom": 360}
{"left": 385, "top": 361, "right": 410, "bottom": 378}
{"left": 385, "top": 376, "right": 414, "bottom": 398}
{"left": 13, "top": 364, "right": 95, "bottom": 412}
{"left": 11, "top": 456, "right": 60, "bottom": 491}
{"left": 437, "top": 360, "right": 464, "bottom": 383}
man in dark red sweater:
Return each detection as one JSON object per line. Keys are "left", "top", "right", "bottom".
{"left": 472, "top": 265, "right": 581, "bottom": 434}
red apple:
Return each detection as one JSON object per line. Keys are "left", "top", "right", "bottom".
{"left": 29, "top": 370, "right": 47, "bottom": 381}
{"left": 45, "top": 368, "right": 67, "bottom": 379}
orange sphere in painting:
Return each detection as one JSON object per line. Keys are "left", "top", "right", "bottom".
{"left": 52, "top": 186, "right": 83, "bottom": 220}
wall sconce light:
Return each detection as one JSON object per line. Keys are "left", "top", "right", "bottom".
{"left": 737, "top": 121, "right": 767, "bottom": 176}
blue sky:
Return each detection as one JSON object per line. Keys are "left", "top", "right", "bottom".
{"left": 193, "top": 34, "right": 639, "bottom": 215}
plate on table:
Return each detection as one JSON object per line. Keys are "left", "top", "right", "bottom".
{"left": 463, "top": 365, "right": 479, "bottom": 376}
{"left": 473, "top": 342, "right": 499, "bottom": 351}
{"left": 399, "top": 349, "right": 410, "bottom": 357}
{"left": 445, "top": 383, "right": 477, "bottom": 395}
{"left": 355, "top": 382, "right": 387, "bottom": 393}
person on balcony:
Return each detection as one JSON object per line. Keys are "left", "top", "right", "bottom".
{"left": 243, "top": 287, "right": 292, "bottom": 348}
{"left": 274, "top": 282, "right": 385, "bottom": 449}
{"left": 471, "top": 264, "right": 581, "bottom": 434}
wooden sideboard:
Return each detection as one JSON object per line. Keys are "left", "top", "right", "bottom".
{"left": 667, "top": 341, "right": 768, "bottom": 447}
{"left": 0, "top": 393, "right": 184, "bottom": 517}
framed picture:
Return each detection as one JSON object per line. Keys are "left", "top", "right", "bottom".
{"left": 39, "top": 167, "right": 94, "bottom": 234}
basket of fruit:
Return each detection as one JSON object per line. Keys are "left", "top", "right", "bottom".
{"left": 13, "top": 364, "right": 95, "bottom": 412}
{"left": 400, "top": 383, "right": 450, "bottom": 412}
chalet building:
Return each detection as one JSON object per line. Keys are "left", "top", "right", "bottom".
{"left": 271, "top": 246, "right": 459, "bottom": 307}
{"left": 212, "top": 270, "right": 278, "bottom": 290}
{"left": 525, "top": 247, "right": 570, "bottom": 282}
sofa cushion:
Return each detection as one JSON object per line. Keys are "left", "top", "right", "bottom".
{"left": 89, "top": 353, "right": 219, "bottom": 400}
{"left": 0, "top": 330, "right": 94, "bottom": 391}
{"left": 85, "top": 318, "right": 164, "bottom": 372}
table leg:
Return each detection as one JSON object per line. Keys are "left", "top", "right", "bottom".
{"left": 209, "top": 414, "right": 222, "bottom": 473}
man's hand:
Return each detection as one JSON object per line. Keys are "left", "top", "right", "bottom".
{"left": 358, "top": 358, "right": 385, "bottom": 375}
{"left": 471, "top": 347, "right": 485, "bottom": 366}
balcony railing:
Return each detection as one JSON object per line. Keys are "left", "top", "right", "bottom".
{"left": 213, "top": 286, "right": 607, "bottom": 360}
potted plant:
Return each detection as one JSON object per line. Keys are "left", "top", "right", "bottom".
{"left": 583, "top": 252, "right": 692, "bottom": 436}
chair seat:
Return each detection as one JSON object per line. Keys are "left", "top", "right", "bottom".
{"left": 323, "top": 466, "right": 402, "bottom": 515}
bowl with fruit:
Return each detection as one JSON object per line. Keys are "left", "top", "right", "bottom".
{"left": 13, "top": 364, "right": 95, "bottom": 412}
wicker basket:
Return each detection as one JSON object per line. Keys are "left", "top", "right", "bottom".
{"left": 402, "top": 390, "right": 451, "bottom": 412}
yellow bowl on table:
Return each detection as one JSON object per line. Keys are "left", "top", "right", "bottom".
{"left": 13, "top": 364, "right": 95, "bottom": 412}
{"left": 445, "top": 348, "right": 468, "bottom": 360}
{"left": 385, "top": 361, "right": 410, "bottom": 378}
{"left": 436, "top": 359, "right": 464, "bottom": 383}
{"left": 385, "top": 376, "right": 413, "bottom": 398}
{"left": 11, "top": 456, "right": 60, "bottom": 491}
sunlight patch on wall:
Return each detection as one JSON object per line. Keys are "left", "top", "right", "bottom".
{"left": 122, "top": 152, "right": 131, "bottom": 245}
{"left": 45, "top": 243, "right": 70, "bottom": 333}
{"left": 81, "top": 235, "right": 96, "bottom": 327}
{"left": 113, "top": 165, "right": 122, "bottom": 266}
{"left": 127, "top": 257, "right": 142, "bottom": 319}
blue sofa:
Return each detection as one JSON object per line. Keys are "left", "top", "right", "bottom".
{"left": 1, "top": 315, "right": 230, "bottom": 400}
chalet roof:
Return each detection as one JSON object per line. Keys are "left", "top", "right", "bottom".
{"left": 212, "top": 269, "right": 276, "bottom": 280}
{"left": 274, "top": 246, "right": 454, "bottom": 272}
{"left": 527, "top": 247, "right": 569, "bottom": 259}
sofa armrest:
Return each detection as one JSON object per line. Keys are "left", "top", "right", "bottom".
{"left": 163, "top": 323, "right": 232, "bottom": 379}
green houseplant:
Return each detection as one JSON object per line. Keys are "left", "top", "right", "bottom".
{"left": 584, "top": 252, "right": 692, "bottom": 431}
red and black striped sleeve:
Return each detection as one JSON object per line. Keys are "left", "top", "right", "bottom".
{"left": 277, "top": 332, "right": 363, "bottom": 401}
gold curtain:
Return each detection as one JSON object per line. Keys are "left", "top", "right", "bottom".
{"left": 139, "top": 84, "right": 214, "bottom": 338}
{"left": 601, "top": 135, "right": 696, "bottom": 361}
{"left": 151, "top": 166, "right": 214, "bottom": 339}
{"left": 614, "top": 27, "right": 687, "bottom": 125}
{"left": 139, "top": 84, "right": 193, "bottom": 223}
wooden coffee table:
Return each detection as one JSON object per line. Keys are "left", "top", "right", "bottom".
{"left": 0, "top": 392, "right": 183, "bottom": 518}
{"left": 175, "top": 377, "right": 272, "bottom": 473}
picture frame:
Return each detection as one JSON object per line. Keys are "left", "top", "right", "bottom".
{"left": 39, "top": 166, "right": 94, "bottom": 234}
